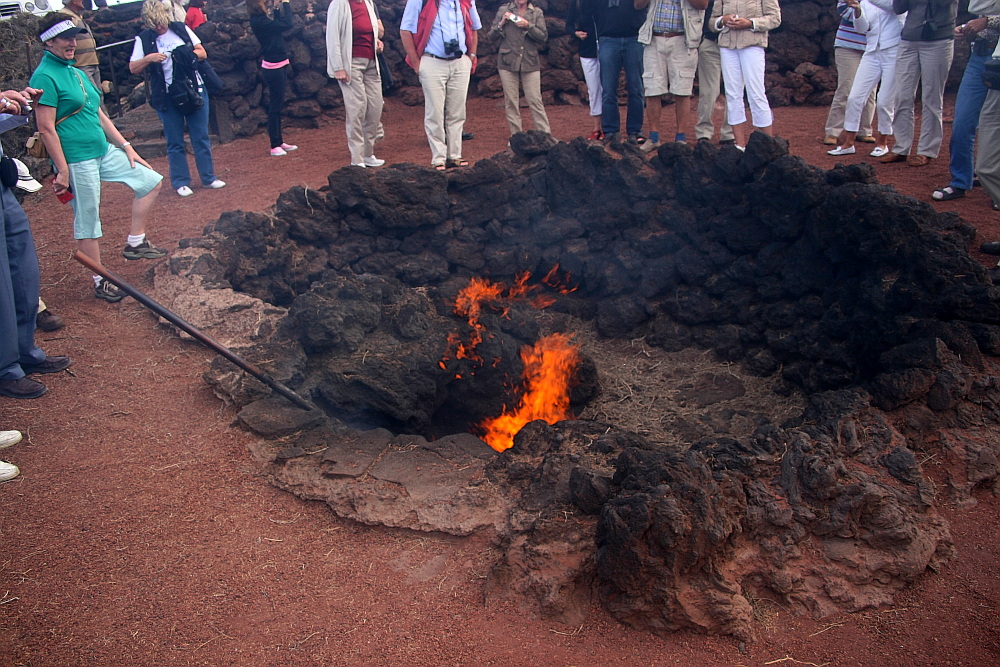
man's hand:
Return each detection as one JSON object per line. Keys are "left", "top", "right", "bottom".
{"left": 958, "top": 17, "right": 989, "bottom": 38}
{"left": 333, "top": 69, "right": 349, "bottom": 82}
{"left": 1, "top": 88, "right": 37, "bottom": 115}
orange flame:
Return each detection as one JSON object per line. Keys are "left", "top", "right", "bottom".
{"left": 477, "top": 333, "right": 581, "bottom": 452}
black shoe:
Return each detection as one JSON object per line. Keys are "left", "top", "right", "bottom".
{"left": 122, "top": 240, "right": 166, "bottom": 260}
{"left": 980, "top": 241, "right": 1000, "bottom": 255}
{"left": 0, "top": 377, "right": 47, "bottom": 399}
{"left": 36, "top": 309, "right": 65, "bottom": 332}
{"left": 21, "top": 356, "right": 71, "bottom": 375}
{"left": 95, "top": 279, "right": 126, "bottom": 303}
{"left": 932, "top": 186, "right": 966, "bottom": 201}
{"left": 462, "top": 132, "right": 475, "bottom": 141}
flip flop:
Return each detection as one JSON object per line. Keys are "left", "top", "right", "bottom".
{"left": 434, "top": 164, "right": 447, "bottom": 171}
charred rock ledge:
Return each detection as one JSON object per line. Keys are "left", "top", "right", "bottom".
{"left": 152, "top": 133, "right": 1000, "bottom": 638}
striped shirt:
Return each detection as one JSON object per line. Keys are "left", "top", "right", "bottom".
{"left": 834, "top": 0, "right": 867, "bottom": 50}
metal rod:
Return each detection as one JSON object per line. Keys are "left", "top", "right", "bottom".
{"left": 73, "top": 250, "right": 318, "bottom": 412}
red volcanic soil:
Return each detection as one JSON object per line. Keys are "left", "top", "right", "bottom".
{"left": 2, "top": 95, "right": 999, "bottom": 665}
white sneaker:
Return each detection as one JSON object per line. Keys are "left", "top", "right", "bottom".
{"left": 363, "top": 156, "right": 385, "bottom": 167}
{"left": 206, "top": 180, "right": 226, "bottom": 189}
{"left": 176, "top": 186, "right": 194, "bottom": 197}
{"left": 280, "top": 143, "right": 298, "bottom": 152}
{"left": 827, "top": 145, "right": 856, "bottom": 156}
{"left": 352, "top": 162, "right": 367, "bottom": 168}
{"left": 0, "top": 460, "right": 19, "bottom": 482}
{"left": 0, "top": 430, "right": 22, "bottom": 450}
{"left": 270, "top": 147, "right": 287, "bottom": 157}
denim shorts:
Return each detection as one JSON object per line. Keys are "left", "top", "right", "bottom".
{"left": 67, "top": 143, "right": 163, "bottom": 240}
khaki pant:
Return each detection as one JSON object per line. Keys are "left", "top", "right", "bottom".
{"left": 498, "top": 69, "right": 550, "bottom": 136}
{"left": 695, "top": 39, "right": 733, "bottom": 142}
{"left": 338, "top": 57, "right": 383, "bottom": 165}
{"left": 891, "top": 39, "right": 954, "bottom": 158}
{"left": 976, "top": 89, "right": 1000, "bottom": 206}
{"left": 418, "top": 55, "right": 472, "bottom": 166}
{"left": 824, "top": 46, "right": 875, "bottom": 138}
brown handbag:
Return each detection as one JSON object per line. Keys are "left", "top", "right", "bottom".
{"left": 23, "top": 70, "right": 89, "bottom": 160}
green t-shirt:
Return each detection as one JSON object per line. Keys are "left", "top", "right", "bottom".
{"left": 29, "top": 50, "right": 107, "bottom": 164}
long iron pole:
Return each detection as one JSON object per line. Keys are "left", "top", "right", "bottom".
{"left": 73, "top": 250, "right": 317, "bottom": 412}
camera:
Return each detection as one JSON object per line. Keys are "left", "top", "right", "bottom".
{"left": 444, "top": 38, "right": 461, "bottom": 56}
{"left": 508, "top": 13, "right": 521, "bottom": 22}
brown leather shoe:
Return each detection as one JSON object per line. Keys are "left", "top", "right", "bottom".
{"left": 823, "top": 135, "right": 838, "bottom": 145}
{"left": 879, "top": 152, "right": 906, "bottom": 163}
{"left": 36, "top": 309, "right": 64, "bottom": 332}
{"left": 0, "top": 377, "right": 47, "bottom": 399}
{"left": 858, "top": 135, "right": 878, "bottom": 143}
{"left": 907, "top": 154, "right": 932, "bottom": 167}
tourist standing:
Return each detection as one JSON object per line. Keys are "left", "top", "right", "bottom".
{"left": 399, "top": 0, "right": 482, "bottom": 169}
{"left": 250, "top": 0, "right": 298, "bottom": 157}
{"left": 489, "top": 0, "right": 550, "bottom": 137}
{"left": 327, "top": 0, "right": 385, "bottom": 167}
{"left": 823, "top": 0, "right": 877, "bottom": 146}
{"left": 694, "top": 0, "right": 734, "bottom": 144}
{"left": 567, "top": 0, "right": 603, "bottom": 140}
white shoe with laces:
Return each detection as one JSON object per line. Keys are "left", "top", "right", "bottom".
{"left": 0, "top": 430, "right": 22, "bottom": 450}
{"left": 363, "top": 156, "right": 385, "bottom": 167}
{"left": 176, "top": 186, "right": 193, "bottom": 197}
{"left": 0, "top": 460, "right": 19, "bottom": 482}
{"left": 206, "top": 180, "right": 226, "bottom": 189}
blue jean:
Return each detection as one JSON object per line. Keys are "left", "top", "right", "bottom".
{"left": 156, "top": 88, "right": 216, "bottom": 189}
{"left": 0, "top": 183, "right": 45, "bottom": 381}
{"left": 949, "top": 52, "right": 991, "bottom": 191}
{"left": 598, "top": 36, "right": 645, "bottom": 137}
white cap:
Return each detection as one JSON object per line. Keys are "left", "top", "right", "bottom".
{"left": 13, "top": 158, "right": 42, "bottom": 193}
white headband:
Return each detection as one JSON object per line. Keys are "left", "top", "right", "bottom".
{"left": 40, "top": 20, "right": 77, "bottom": 42}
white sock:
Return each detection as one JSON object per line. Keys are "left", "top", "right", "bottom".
{"left": 93, "top": 275, "right": 103, "bottom": 287}
{"left": 127, "top": 234, "right": 145, "bottom": 248}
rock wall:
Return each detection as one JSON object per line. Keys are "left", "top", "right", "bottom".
{"left": 83, "top": 0, "right": 972, "bottom": 142}
{"left": 149, "top": 134, "right": 1000, "bottom": 636}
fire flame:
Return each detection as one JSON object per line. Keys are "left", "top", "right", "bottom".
{"left": 440, "top": 267, "right": 577, "bottom": 369}
{"left": 477, "top": 333, "right": 581, "bottom": 452}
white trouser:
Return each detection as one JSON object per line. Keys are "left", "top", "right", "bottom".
{"left": 720, "top": 45, "right": 772, "bottom": 128}
{"left": 844, "top": 46, "right": 898, "bottom": 136}
{"left": 581, "top": 56, "right": 602, "bottom": 117}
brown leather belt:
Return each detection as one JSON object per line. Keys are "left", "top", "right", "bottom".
{"left": 425, "top": 53, "right": 463, "bottom": 61}
{"left": 653, "top": 31, "right": 684, "bottom": 37}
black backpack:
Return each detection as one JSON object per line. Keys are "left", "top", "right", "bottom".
{"left": 168, "top": 42, "right": 203, "bottom": 115}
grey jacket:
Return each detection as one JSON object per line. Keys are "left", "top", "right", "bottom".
{"left": 893, "top": 0, "right": 957, "bottom": 42}
{"left": 489, "top": 2, "right": 547, "bottom": 72}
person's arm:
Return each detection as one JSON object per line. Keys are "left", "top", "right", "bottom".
{"left": 467, "top": 29, "right": 479, "bottom": 67}
{"left": 490, "top": 6, "right": 507, "bottom": 38}
{"left": 193, "top": 43, "right": 208, "bottom": 61}
{"left": 400, "top": 30, "right": 419, "bottom": 72}
{"left": 326, "top": 2, "right": 349, "bottom": 80}
{"left": 129, "top": 36, "right": 168, "bottom": 75}
{"left": 524, "top": 8, "right": 547, "bottom": 43}
{"left": 971, "top": 0, "right": 1000, "bottom": 15}
{"left": 274, "top": 0, "right": 293, "bottom": 30}
{"left": 34, "top": 104, "right": 71, "bottom": 194}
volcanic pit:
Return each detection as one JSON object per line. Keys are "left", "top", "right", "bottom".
{"left": 150, "top": 132, "right": 1000, "bottom": 638}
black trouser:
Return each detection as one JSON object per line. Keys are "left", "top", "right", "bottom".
{"left": 260, "top": 65, "right": 287, "bottom": 148}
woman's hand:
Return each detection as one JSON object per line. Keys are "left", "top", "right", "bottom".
{"left": 574, "top": 30, "right": 587, "bottom": 40}
{"left": 146, "top": 52, "right": 169, "bottom": 64}
{"left": 723, "top": 14, "right": 752, "bottom": 30}
{"left": 334, "top": 69, "right": 349, "bottom": 82}
{"left": 52, "top": 169, "right": 70, "bottom": 195}
{"left": 376, "top": 38, "right": 384, "bottom": 55}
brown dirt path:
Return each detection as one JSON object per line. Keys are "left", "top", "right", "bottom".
{"left": 1, "top": 95, "right": 998, "bottom": 665}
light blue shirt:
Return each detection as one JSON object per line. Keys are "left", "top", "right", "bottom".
{"left": 400, "top": 0, "right": 483, "bottom": 58}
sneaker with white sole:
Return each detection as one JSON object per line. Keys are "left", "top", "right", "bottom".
{"left": 270, "top": 147, "right": 287, "bottom": 157}
{"left": 0, "top": 461, "right": 19, "bottom": 482}
{"left": 280, "top": 143, "right": 298, "bottom": 152}
{"left": 827, "top": 145, "right": 856, "bottom": 156}
{"left": 123, "top": 240, "right": 167, "bottom": 260}
{"left": 0, "top": 431, "right": 22, "bottom": 450}
{"left": 205, "top": 180, "right": 226, "bottom": 189}
{"left": 95, "top": 278, "right": 126, "bottom": 303}
{"left": 363, "top": 156, "right": 385, "bottom": 167}
{"left": 177, "top": 186, "right": 193, "bottom": 197}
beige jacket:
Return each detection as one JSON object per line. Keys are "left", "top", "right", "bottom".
{"left": 710, "top": 0, "right": 781, "bottom": 49}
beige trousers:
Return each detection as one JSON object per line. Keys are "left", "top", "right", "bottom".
{"left": 824, "top": 47, "right": 875, "bottom": 137}
{"left": 338, "top": 57, "right": 383, "bottom": 165}
{"left": 418, "top": 55, "right": 472, "bottom": 166}
{"left": 499, "top": 69, "right": 550, "bottom": 136}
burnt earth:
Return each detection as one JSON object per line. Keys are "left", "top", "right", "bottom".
{"left": 150, "top": 132, "right": 1000, "bottom": 638}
